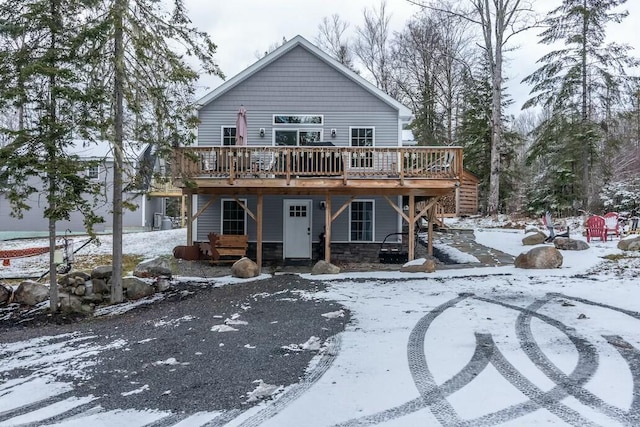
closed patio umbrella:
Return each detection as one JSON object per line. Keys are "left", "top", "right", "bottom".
{"left": 235, "top": 106, "right": 247, "bottom": 146}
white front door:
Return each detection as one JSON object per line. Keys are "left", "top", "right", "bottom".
{"left": 283, "top": 200, "right": 312, "bottom": 259}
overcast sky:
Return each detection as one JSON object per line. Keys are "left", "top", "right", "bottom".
{"left": 184, "top": 0, "right": 640, "bottom": 116}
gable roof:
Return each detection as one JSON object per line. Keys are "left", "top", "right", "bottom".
{"left": 196, "top": 35, "right": 413, "bottom": 120}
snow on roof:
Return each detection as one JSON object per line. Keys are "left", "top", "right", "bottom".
{"left": 402, "top": 129, "right": 416, "bottom": 146}
{"left": 68, "top": 139, "right": 147, "bottom": 161}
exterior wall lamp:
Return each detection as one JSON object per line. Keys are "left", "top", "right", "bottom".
{"left": 330, "top": 128, "right": 337, "bottom": 138}
{"left": 259, "top": 128, "right": 265, "bottom": 137}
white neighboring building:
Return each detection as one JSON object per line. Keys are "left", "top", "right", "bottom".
{"left": 0, "top": 139, "right": 164, "bottom": 234}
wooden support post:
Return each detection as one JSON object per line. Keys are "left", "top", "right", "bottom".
{"left": 285, "top": 148, "right": 291, "bottom": 185}
{"left": 342, "top": 150, "right": 348, "bottom": 185}
{"left": 256, "top": 194, "right": 263, "bottom": 273}
{"left": 399, "top": 150, "right": 405, "bottom": 186}
{"left": 186, "top": 191, "right": 193, "bottom": 245}
{"left": 325, "top": 195, "right": 332, "bottom": 262}
{"left": 427, "top": 200, "right": 434, "bottom": 256}
{"left": 408, "top": 194, "right": 415, "bottom": 261}
{"left": 228, "top": 152, "right": 235, "bottom": 185}
{"left": 181, "top": 195, "right": 186, "bottom": 227}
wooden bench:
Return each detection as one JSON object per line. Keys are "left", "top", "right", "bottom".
{"left": 207, "top": 233, "right": 248, "bottom": 264}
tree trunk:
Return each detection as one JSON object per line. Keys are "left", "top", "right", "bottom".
{"left": 485, "top": 0, "right": 503, "bottom": 215}
{"left": 487, "top": 52, "right": 502, "bottom": 215}
{"left": 111, "top": 0, "right": 126, "bottom": 304}
{"left": 580, "top": 0, "right": 589, "bottom": 209}
{"left": 48, "top": 217, "right": 58, "bottom": 312}
{"left": 48, "top": 0, "right": 60, "bottom": 312}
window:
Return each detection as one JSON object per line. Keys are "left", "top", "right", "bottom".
{"left": 273, "top": 115, "right": 323, "bottom": 125}
{"left": 288, "top": 204, "right": 308, "bottom": 218}
{"left": 222, "top": 199, "right": 246, "bottom": 235}
{"left": 87, "top": 165, "right": 100, "bottom": 180}
{"left": 350, "top": 200, "right": 374, "bottom": 242}
{"left": 222, "top": 126, "right": 236, "bottom": 146}
{"left": 274, "top": 129, "right": 322, "bottom": 146}
{"left": 350, "top": 127, "right": 374, "bottom": 168}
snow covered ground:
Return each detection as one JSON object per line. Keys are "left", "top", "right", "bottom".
{"left": 1, "top": 218, "right": 640, "bottom": 426}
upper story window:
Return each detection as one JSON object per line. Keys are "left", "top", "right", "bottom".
{"left": 87, "top": 165, "right": 100, "bottom": 180}
{"left": 350, "top": 127, "right": 375, "bottom": 168}
{"left": 273, "top": 115, "right": 323, "bottom": 125}
{"left": 350, "top": 127, "right": 374, "bottom": 147}
{"left": 222, "top": 126, "right": 236, "bottom": 146}
{"left": 274, "top": 129, "right": 322, "bottom": 146}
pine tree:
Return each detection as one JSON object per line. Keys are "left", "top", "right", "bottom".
{"left": 457, "top": 66, "right": 521, "bottom": 213}
{"left": 81, "top": 0, "right": 223, "bottom": 303}
{"left": 522, "top": 0, "right": 637, "bottom": 210}
{"left": 0, "top": 0, "right": 106, "bottom": 311}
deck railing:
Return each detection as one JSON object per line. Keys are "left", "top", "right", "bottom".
{"left": 172, "top": 146, "right": 462, "bottom": 185}
{"left": 147, "top": 179, "right": 183, "bottom": 196}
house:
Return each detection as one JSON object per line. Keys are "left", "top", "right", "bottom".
{"left": 172, "top": 35, "right": 463, "bottom": 268}
{"left": 0, "top": 139, "right": 165, "bottom": 235}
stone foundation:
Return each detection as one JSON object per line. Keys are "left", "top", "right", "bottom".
{"left": 244, "top": 242, "right": 382, "bottom": 265}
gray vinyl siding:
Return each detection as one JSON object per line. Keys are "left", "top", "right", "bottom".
{"left": 198, "top": 45, "right": 400, "bottom": 148}
{"left": 195, "top": 195, "right": 399, "bottom": 243}
{"left": 194, "top": 43, "right": 406, "bottom": 245}
{"left": 0, "top": 161, "right": 147, "bottom": 233}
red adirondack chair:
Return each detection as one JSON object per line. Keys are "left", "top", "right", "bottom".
{"left": 603, "top": 212, "right": 621, "bottom": 239}
{"left": 585, "top": 215, "right": 607, "bottom": 242}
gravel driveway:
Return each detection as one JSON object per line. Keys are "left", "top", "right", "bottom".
{"left": 0, "top": 274, "right": 349, "bottom": 416}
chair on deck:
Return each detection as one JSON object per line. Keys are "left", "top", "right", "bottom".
{"left": 603, "top": 212, "right": 621, "bottom": 239}
{"left": 251, "top": 151, "right": 277, "bottom": 176}
{"left": 585, "top": 215, "right": 607, "bottom": 242}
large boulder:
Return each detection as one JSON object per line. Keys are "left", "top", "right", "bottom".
{"left": 0, "top": 283, "right": 13, "bottom": 305}
{"left": 58, "top": 293, "right": 92, "bottom": 314}
{"left": 524, "top": 225, "right": 543, "bottom": 234}
{"left": 522, "top": 231, "right": 547, "bottom": 246}
{"left": 13, "top": 281, "right": 49, "bottom": 306}
{"left": 515, "top": 246, "right": 563, "bottom": 269}
{"left": 553, "top": 237, "right": 589, "bottom": 251}
{"left": 123, "top": 277, "right": 155, "bottom": 300}
{"left": 134, "top": 257, "right": 172, "bottom": 279}
{"left": 400, "top": 258, "right": 437, "bottom": 273}
{"left": 155, "top": 277, "right": 171, "bottom": 292}
{"left": 91, "top": 265, "right": 113, "bottom": 280}
{"left": 91, "top": 278, "right": 110, "bottom": 294}
{"left": 59, "top": 271, "right": 91, "bottom": 286}
{"left": 618, "top": 236, "right": 640, "bottom": 251}
{"left": 311, "top": 260, "right": 341, "bottom": 275}
{"left": 231, "top": 257, "right": 260, "bottom": 279}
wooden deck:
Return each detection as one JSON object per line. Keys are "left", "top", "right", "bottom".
{"left": 171, "top": 146, "right": 462, "bottom": 196}
{"left": 170, "top": 145, "right": 463, "bottom": 268}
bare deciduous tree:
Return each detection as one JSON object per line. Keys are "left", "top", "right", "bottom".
{"left": 316, "top": 14, "right": 357, "bottom": 72}
{"left": 412, "top": 0, "right": 537, "bottom": 214}
{"left": 353, "top": 1, "right": 396, "bottom": 97}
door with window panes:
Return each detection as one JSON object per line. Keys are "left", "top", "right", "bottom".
{"left": 283, "top": 200, "right": 312, "bottom": 259}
